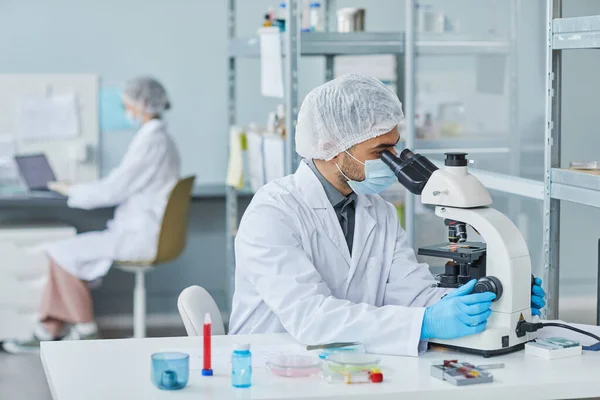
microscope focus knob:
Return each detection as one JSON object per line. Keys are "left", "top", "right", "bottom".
{"left": 473, "top": 276, "right": 503, "bottom": 302}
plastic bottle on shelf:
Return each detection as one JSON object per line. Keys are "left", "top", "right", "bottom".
{"left": 301, "top": 0, "right": 311, "bottom": 32}
{"left": 276, "top": 2, "right": 286, "bottom": 32}
{"left": 263, "top": 13, "right": 273, "bottom": 27}
{"left": 309, "top": 2, "right": 323, "bottom": 32}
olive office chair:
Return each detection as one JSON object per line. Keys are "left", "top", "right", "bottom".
{"left": 114, "top": 176, "right": 195, "bottom": 338}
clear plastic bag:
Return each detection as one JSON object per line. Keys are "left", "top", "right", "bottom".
{"left": 569, "top": 161, "right": 600, "bottom": 170}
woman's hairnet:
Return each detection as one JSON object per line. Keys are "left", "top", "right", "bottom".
{"left": 122, "top": 77, "right": 171, "bottom": 115}
{"left": 295, "top": 74, "right": 404, "bottom": 161}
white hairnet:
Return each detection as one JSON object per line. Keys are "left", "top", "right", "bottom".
{"left": 122, "top": 77, "right": 171, "bottom": 115}
{"left": 295, "top": 74, "right": 404, "bottom": 161}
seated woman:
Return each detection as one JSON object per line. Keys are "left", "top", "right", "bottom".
{"left": 4, "top": 77, "right": 181, "bottom": 353}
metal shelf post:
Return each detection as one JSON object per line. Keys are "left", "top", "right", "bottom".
{"left": 324, "top": 0, "right": 335, "bottom": 82}
{"left": 285, "top": 0, "right": 301, "bottom": 175}
{"left": 404, "top": 0, "right": 416, "bottom": 248}
{"left": 507, "top": 0, "right": 521, "bottom": 224}
{"left": 225, "top": 0, "right": 237, "bottom": 312}
{"left": 544, "top": 0, "right": 562, "bottom": 320}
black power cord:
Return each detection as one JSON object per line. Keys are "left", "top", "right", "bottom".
{"left": 540, "top": 323, "right": 600, "bottom": 342}
{"left": 516, "top": 321, "right": 600, "bottom": 350}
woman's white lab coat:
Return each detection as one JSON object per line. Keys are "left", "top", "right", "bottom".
{"left": 46, "top": 119, "right": 181, "bottom": 281}
{"left": 229, "top": 161, "right": 447, "bottom": 356}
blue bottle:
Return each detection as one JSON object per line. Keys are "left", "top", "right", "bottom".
{"left": 231, "top": 343, "right": 252, "bottom": 388}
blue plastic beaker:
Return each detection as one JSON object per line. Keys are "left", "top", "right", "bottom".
{"left": 151, "top": 352, "right": 189, "bottom": 390}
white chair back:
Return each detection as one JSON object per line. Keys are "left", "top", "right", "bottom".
{"left": 177, "top": 285, "right": 225, "bottom": 336}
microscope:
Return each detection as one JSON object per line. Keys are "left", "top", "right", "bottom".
{"left": 382, "top": 150, "right": 534, "bottom": 357}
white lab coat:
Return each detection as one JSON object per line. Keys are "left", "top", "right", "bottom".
{"left": 230, "top": 162, "right": 448, "bottom": 356}
{"left": 46, "top": 119, "right": 181, "bottom": 281}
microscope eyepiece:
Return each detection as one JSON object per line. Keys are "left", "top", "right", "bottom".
{"left": 381, "top": 149, "right": 439, "bottom": 195}
{"left": 444, "top": 152, "right": 468, "bottom": 167}
{"left": 399, "top": 149, "right": 415, "bottom": 161}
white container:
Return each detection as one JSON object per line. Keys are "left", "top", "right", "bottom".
{"left": 417, "top": 5, "right": 445, "bottom": 33}
{"left": 337, "top": 8, "right": 365, "bottom": 32}
{"left": 301, "top": 0, "right": 311, "bottom": 31}
{"left": 569, "top": 161, "right": 600, "bottom": 170}
{"left": 525, "top": 341, "right": 582, "bottom": 360}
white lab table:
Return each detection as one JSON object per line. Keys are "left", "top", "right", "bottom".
{"left": 41, "top": 323, "right": 600, "bottom": 400}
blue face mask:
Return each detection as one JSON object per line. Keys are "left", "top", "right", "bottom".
{"left": 125, "top": 109, "right": 143, "bottom": 130}
{"left": 336, "top": 151, "right": 397, "bottom": 195}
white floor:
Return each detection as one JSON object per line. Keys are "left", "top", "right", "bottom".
{"left": 0, "top": 351, "right": 51, "bottom": 400}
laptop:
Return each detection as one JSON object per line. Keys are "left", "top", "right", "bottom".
{"left": 14, "top": 154, "right": 59, "bottom": 194}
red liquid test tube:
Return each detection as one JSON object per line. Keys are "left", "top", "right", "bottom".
{"left": 202, "top": 313, "right": 213, "bottom": 376}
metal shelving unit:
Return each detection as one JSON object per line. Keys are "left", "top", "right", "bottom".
{"left": 229, "top": 32, "right": 404, "bottom": 57}
{"left": 228, "top": 32, "right": 512, "bottom": 57}
{"left": 224, "top": 0, "right": 406, "bottom": 310}
{"left": 225, "top": 0, "right": 523, "bottom": 310}
{"left": 404, "top": 0, "right": 521, "bottom": 249}
{"left": 550, "top": 169, "right": 600, "bottom": 208}
{"left": 543, "top": 0, "right": 600, "bottom": 320}
{"left": 416, "top": 33, "right": 511, "bottom": 55}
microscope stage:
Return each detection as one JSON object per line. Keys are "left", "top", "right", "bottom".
{"left": 418, "top": 242, "right": 487, "bottom": 263}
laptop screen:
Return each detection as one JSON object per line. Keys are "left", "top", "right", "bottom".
{"left": 14, "top": 154, "right": 57, "bottom": 191}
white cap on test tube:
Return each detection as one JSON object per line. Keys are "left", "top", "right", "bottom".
{"left": 235, "top": 343, "right": 250, "bottom": 351}
{"left": 204, "top": 313, "right": 211, "bottom": 324}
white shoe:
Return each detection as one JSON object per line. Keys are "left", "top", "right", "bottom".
{"left": 3, "top": 335, "right": 47, "bottom": 354}
{"left": 63, "top": 323, "right": 100, "bottom": 341}
{"left": 2, "top": 323, "right": 66, "bottom": 354}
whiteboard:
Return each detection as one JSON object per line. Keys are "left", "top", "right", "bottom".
{"left": 0, "top": 74, "right": 99, "bottom": 182}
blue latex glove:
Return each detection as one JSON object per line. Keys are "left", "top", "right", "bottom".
{"left": 531, "top": 277, "right": 546, "bottom": 316}
{"left": 421, "top": 279, "right": 496, "bottom": 340}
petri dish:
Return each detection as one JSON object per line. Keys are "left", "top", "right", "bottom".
{"left": 266, "top": 355, "right": 322, "bottom": 377}
{"left": 324, "top": 352, "right": 380, "bottom": 374}
{"left": 317, "top": 343, "right": 365, "bottom": 360}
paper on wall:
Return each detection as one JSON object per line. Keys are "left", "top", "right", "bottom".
{"left": 263, "top": 134, "right": 285, "bottom": 184}
{"left": 0, "top": 136, "right": 16, "bottom": 159}
{"left": 17, "top": 93, "right": 80, "bottom": 140}
{"left": 335, "top": 55, "right": 396, "bottom": 83}
{"left": 226, "top": 126, "right": 244, "bottom": 189}
{"left": 260, "top": 27, "right": 284, "bottom": 98}
{"left": 99, "top": 87, "right": 133, "bottom": 132}
{"left": 476, "top": 55, "right": 506, "bottom": 95}
{"left": 0, "top": 136, "right": 19, "bottom": 187}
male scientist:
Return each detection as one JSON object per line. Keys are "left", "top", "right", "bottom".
{"left": 229, "top": 74, "right": 545, "bottom": 356}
